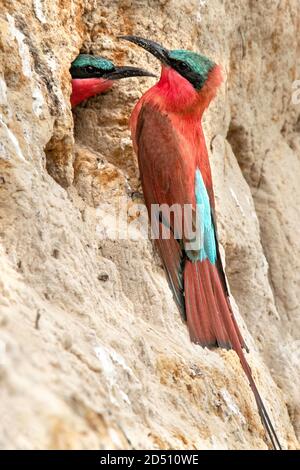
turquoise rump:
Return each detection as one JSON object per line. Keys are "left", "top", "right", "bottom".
{"left": 190, "top": 168, "right": 217, "bottom": 264}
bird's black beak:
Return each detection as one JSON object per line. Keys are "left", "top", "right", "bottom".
{"left": 119, "top": 36, "right": 170, "bottom": 64}
{"left": 104, "top": 65, "right": 156, "bottom": 80}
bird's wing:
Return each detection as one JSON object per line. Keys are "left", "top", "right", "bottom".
{"left": 135, "top": 103, "right": 193, "bottom": 319}
{"left": 135, "top": 104, "right": 195, "bottom": 208}
{"left": 135, "top": 102, "right": 245, "bottom": 346}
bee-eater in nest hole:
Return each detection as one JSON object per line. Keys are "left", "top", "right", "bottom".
{"left": 120, "top": 35, "right": 281, "bottom": 450}
{"left": 70, "top": 53, "right": 155, "bottom": 107}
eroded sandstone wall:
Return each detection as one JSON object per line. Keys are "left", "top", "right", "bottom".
{"left": 0, "top": 0, "right": 299, "bottom": 449}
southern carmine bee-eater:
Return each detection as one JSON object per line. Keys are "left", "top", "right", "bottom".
{"left": 120, "top": 36, "right": 281, "bottom": 450}
{"left": 70, "top": 53, "right": 155, "bottom": 107}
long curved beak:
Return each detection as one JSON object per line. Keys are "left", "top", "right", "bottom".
{"left": 119, "top": 36, "right": 170, "bottom": 64}
{"left": 104, "top": 65, "right": 156, "bottom": 80}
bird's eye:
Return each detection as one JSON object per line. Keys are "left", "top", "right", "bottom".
{"left": 178, "top": 62, "right": 189, "bottom": 71}
{"left": 85, "top": 65, "right": 96, "bottom": 73}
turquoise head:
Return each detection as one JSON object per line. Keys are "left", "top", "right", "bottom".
{"left": 119, "top": 36, "right": 217, "bottom": 91}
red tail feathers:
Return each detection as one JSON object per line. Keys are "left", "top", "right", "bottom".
{"left": 184, "top": 259, "right": 281, "bottom": 449}
{"left": 184, "top": 259, "right": 245, "bottom": 349}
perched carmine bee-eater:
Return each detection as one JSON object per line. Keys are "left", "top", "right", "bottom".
{"left": 120, "top": 36, "right": 281, "bottom": 450}
{"left": 70, "top": 54, "right": 155, "bottom": 107}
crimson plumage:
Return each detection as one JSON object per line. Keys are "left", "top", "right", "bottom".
{"left": 123, "top": 36, "right": 281, "bottom": 449}
{"left": 131, "top": 64, "right": 244, "bottom": 349}
{"left": 71, "top": 77, "right": 113, "bottom": 107}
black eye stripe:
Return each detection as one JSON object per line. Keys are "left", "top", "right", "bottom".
{"left": 86, "top": 65, "right": 96, "bottom": 73}
{"left": 168, "top": 59, "right": 205, "bottom": 90}
{"left": 171, "top": 60, "right": 191, "bottom": 72}
{"left": 70, "top": 63, "right": 115, "bottom": 79}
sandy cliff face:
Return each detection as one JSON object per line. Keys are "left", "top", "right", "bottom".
{"left": 0, "top": 0, "right": 299, "bottom": 449}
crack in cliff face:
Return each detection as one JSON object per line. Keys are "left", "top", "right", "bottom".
{"left": 226, "top": 123, "right": 282, "bottom": 318}
{"left": 44, "top": 133, "right": 74, "bottom": 187}
{"left": 227, "top": 122, "right": 250, "bottom": 174}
